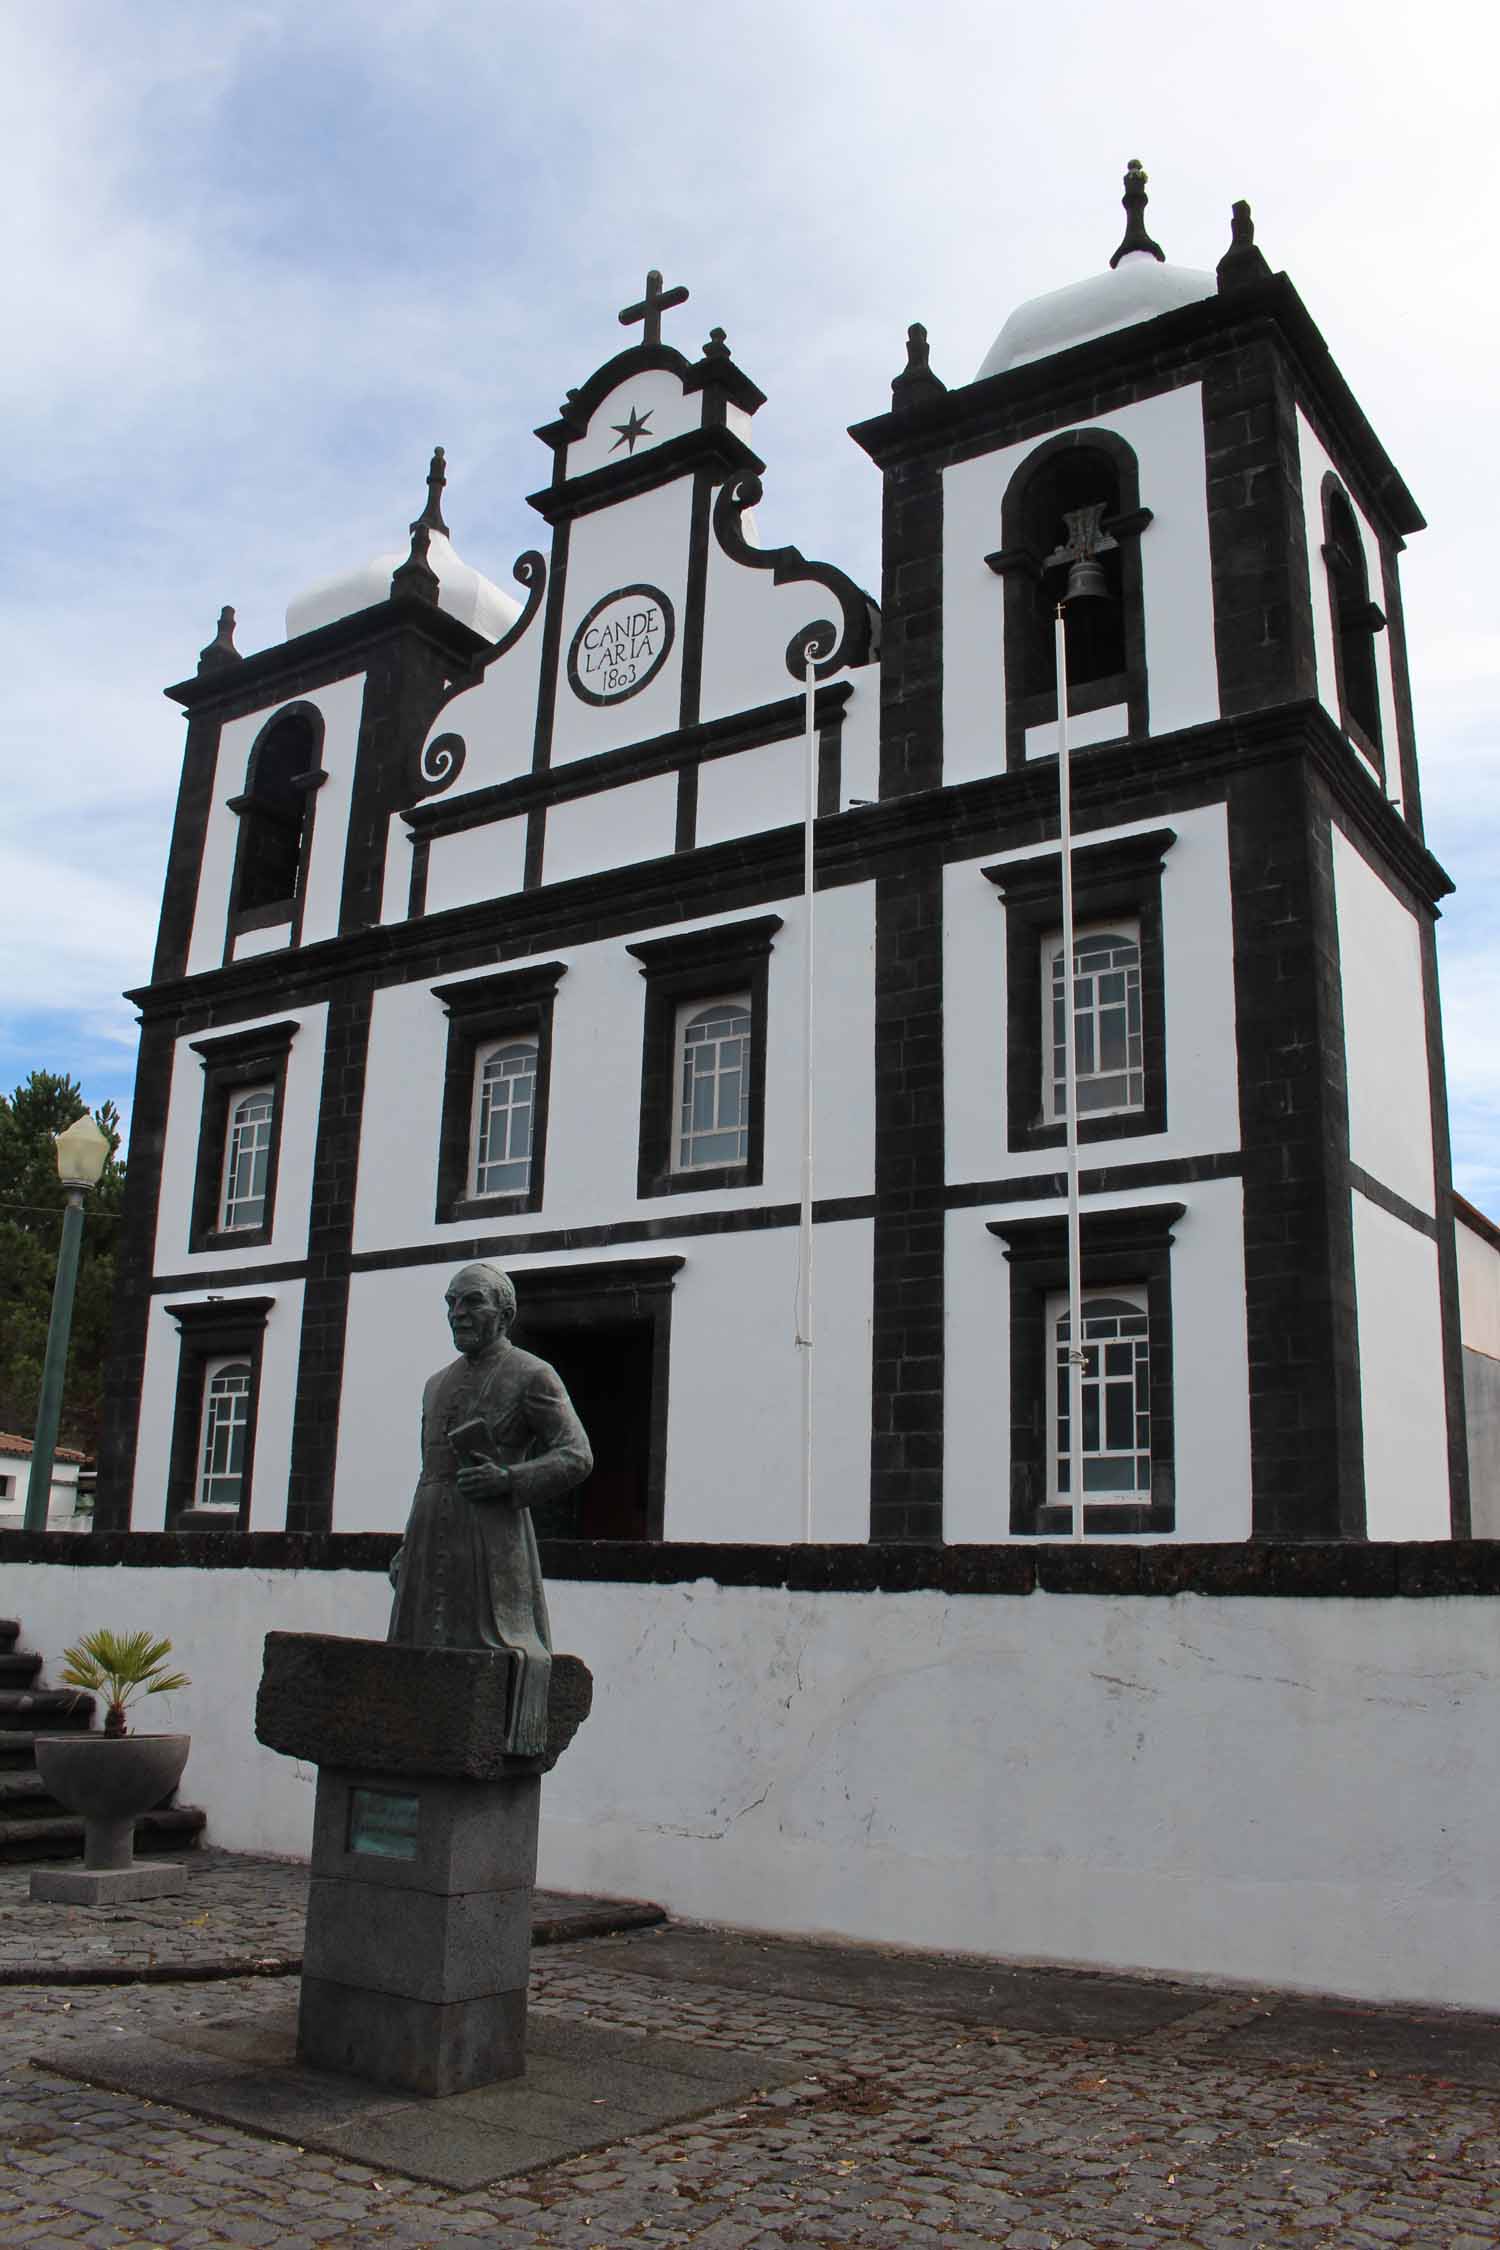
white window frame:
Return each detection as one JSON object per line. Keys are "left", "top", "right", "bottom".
{"left": 197, "top": 1356, "right": 252, "bottom": 1511}
{"left": 220, "top": 1086, "right": 274, "bottom": 1231}
{"left": 673, "top": 993, "right": 752, "bottom": 1172}
{"left": 470, "top": 1036, "right": 539, "bottom": 1198}
{"left": 1043, "top": 922, "right": 1144, "bottom": 1124}
{"left": 1047, "top": 1288, "right": 1151, "bottom": 1505}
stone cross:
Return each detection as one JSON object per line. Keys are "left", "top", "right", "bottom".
{"left": 618, "top": 268, "right": 689, "bottom": 346}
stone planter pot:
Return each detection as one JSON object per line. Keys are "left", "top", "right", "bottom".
{"left": 34, "top": 1734, "right": 191, "bottom": 1871}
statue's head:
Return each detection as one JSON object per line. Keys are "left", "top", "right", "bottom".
{"left": 444, "top": 1262, "right": 517, "bottom": 1358}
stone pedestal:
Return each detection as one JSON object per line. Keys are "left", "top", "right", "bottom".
{"left": 255, "top": 1633, "right": 592, "bottom": 2099}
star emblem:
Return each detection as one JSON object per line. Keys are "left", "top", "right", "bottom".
{"left": 610, "top": 405, "right": 654, "bottom": 455}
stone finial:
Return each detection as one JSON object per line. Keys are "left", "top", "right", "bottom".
{"left": 415, "top": 445, "right": 450, "bottom": 537}
{"left": 891, "top": 322, "right": 948, "bottom": 407}
{"left": 1217, "top": 198, "right": 1272, "bottom": 292}
{"left": 1109, "top": 158, "right": 1165, "bottom": 268}
{"left": 196, "top": 604, "right": 242, "bottom": 674}
{"left": 391, "top": 521, "right": 440, "bottom": 606}
{"left": 702, "top": 326, "right": 731, "bottom": 361}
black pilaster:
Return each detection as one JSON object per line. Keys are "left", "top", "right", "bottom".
{"left": 96, "top": 1019, "right": 177, "bottom": 1529}
{"left": 1203, "top": 340, "right": 1317, "bottom": 717}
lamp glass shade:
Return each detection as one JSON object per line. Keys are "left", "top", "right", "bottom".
{"left": 54, "top": 1114, "right": 112, "bottom": 1189}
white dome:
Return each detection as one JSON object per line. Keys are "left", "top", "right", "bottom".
{"left": 285, "top": 531, "right": 521, "bottom": 643}
{"left": 976, "top": 250, "right": 1216, "bottom": 381}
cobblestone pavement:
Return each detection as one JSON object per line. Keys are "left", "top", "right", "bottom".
{"left": 3, "top": 1863, "right": 1500, "bottom": 2246}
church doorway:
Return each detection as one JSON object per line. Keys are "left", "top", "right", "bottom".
{"left": 510, "top": 1255, "right": 681, "bottom": 1542}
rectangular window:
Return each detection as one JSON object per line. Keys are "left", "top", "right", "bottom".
{"left": 985, "top": 828, "right": 1173, "bottom": 1154}
{"left": 188, "top": 1021, "right": 299, "bottom": 1255}
{"left": 432, "top": 962, "right": 565, "bottom": 1223}
{"left": 1050, "top": 1290, "right": 1151, "bottom": 1503}
{"left": 675, "top": 997, "right": 752, "bottom": 1170}
{"left": 197, "top": 1358, "right": 252, "bottom": 1508}
{"left": 627, "top": 917, "right": 781, "bottom": 1198}
{"left": 220, "top": 1088, "right": 274, "bottom": 1230}
{"left": 1044, "top": 926, "right": 1143, "bottom": 1123}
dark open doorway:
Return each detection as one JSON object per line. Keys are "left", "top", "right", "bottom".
{"left": 510, "top": 1256, "right": 682, "bottom": 1542}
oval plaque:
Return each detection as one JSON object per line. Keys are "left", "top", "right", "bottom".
{"left": 566, "top": 583, "right": 675, "bottom": 707}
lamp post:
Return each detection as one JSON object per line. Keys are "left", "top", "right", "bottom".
{"left": 24, "top": 1113, "right": 112, "bottom": 1534}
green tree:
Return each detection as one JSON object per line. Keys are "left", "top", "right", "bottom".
{"left": 0, "top": 1073, "right": 126, "bottom": 1456}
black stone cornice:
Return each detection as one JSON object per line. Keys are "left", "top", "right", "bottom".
{"left": 123, "top": 700, "right": 1451, "bottom": 1030}
{"left": 165, "top": 594, "right": 492, "bottom": 714}
{"left": 404, "top": 681, "right": 854, "bottom": 840}
{"left": 527, "top": 424, "right": 764, "bottom": 526}
{"left": 850, "top": 273, "right": 1423, "bottom": 541}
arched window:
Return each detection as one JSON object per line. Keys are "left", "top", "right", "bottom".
{"left": 676, "top": 998, "right": 752, "bottom": 1170}
{"left": 471, "top": 1038, "right": 538, "bottom": 1196}
{"left": 198, "top": 1360, "right": 252, "bottom": 1511}
{"left": 991, "top": 432, "right": 1151, "bottom": 769}
{"left": 1053, "top": 1293, "right": 1151, "bottom": 1503}
{"left": 220, "top": 1087, "right": 274, "bottom": 1230}
{"left": 229, "top": 706, "right": 323, "bottom": 927}
{"left": 1321, "top": 479, "right": 1385, "bottom": 764}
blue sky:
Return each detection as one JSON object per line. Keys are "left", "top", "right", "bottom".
{"left": 4, "top": 0, "right": 1498, "bottom": 1204}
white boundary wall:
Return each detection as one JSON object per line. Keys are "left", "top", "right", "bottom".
{"left": 10, "top": 1562, "right": 1498, "bottom": 2013}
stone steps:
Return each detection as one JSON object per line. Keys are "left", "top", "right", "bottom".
{"left": 0, "top": 1688, "right": 96, "bottom": 1728}
{"left": 0, "top": 1649, "right": 45, "bottom": 1687}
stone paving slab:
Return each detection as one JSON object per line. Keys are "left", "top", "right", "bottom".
{"left": 0, "top": 1847, "right": 663, "bottom": 1982}
{"left": 41, "top": 1987, "right": 805, "bottom": 2190}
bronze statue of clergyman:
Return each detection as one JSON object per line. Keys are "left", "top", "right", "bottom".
{"left": 388, "top": 1263, "right": 592, "bottom": 1755}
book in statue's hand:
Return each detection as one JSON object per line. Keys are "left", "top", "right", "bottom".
{"left": 448, "top": 1416, "right": 500, "bottom": 1467}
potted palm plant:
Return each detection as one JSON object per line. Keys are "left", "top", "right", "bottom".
{"left": 34, "top": 1630, "right": 191, "bottom": 1873}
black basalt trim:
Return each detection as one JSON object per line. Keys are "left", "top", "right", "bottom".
{"left": 1378, "top": 538, "right": 1424, "bottom": 841}
{"left": 1418, "top": 910, "right": 1472, "bottom": 1538}
{"left": 283, "top": 977, "right": 374, "bottom": 1533}
{"left": 529, "top": 427, "right": 764, "bottom": 527}
{"left": 1347, "top": 1165, "right": 1438, "bottom": 1240}
{"left": 165, "top": 595, "right": 490, "bottom": 715}
{"left": 5, "top": 1532, "right": 1494, "bottom": 1596}
{"left": 1203, "top": 338, "right": 1318, "bottom": 719}
{"left": 711, "top": 476, "right": 878, "bottom": 681}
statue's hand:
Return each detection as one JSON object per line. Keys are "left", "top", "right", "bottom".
{"left": 456, "top": 1460, "right": 512, "bottom": 1504}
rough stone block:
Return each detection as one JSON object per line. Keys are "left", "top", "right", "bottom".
{"left": 30, "top": 1859, "right": 189, "bottom": 1906}
{"left": 297, "top": 1973, "right": 527, "bottom": 2096}
{"left": 255, "top": 1634, "right": 592, "bottom": 1778}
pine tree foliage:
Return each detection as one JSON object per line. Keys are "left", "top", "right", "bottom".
{"left": 0, "top": 1073, "right": 125, "bottom": 1456}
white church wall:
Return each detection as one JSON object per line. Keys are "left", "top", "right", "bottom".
{"left": 153, "top": 1004, "right": 329, "bottom": 1272}
{"left": 1457, "top": 1210, "right": 1500, "bottom": 1359}
{"left": 354, "top": 884, "right": 874, "bottom": 1259}
{"left": 542, "top": 773, "right": 679, "bottom": 885}
{"left": 695, "top": 734, "right": 803, "bottom": 847}
{"left": 548, "top": 481, "right": 694, "bottom": 767}
{"left": 940, "top": 386, "right": 1220, "bottom": 790}
{"left": 186, "top": 676, "right": 367, "bottom": 975}
{"left": 697, "top": 533, "right": 863, "bottom": 732}
{"left": 943, "top": 802, "right": 1240, "bottom": 1187}
{"left": 943, "top": 1180, "right": 1251, "bottom": 1544}
{"left": 1332, "top": 827, "right": 1435, "bottom": 1215}
{"left": 421, "top": 815, "right": 528, "bottom": 917}
{"left": 1295, "top": 410, "right": 1400, "bottom": 793}
{"left": 12, "top": 1560, "right": 1500, "bottom": 2012}
{"left": 411, "top": 609, "right": 546, "bottom": 804}
{"left": 131, "top": 1281, "right": 305, "bottom": 1532}
{"left": 1352, "top": 1190, "right": 1451, "bottom": 1540}
{"left": 663, "top": 1221, "right": 874, "bottom": 1545}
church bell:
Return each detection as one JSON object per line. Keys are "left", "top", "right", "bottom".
{"left": 1063, "top": 553, "right": 1110, "bottom": 603}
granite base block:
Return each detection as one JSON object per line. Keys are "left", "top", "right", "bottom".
{"left": 29, "top": 1860, "right": 190, "bottom": 1907}
{"left": 297, "top": 1973, "right": 528, "bottom": 2097}
{"left": 310, "top": 1765, "right": 541, "bottom": 1893}
{"left": 303, "top": 1875, "right": 532, "bottom": 2005}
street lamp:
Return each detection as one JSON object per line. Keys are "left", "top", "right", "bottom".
{"left": 23, "top": 1113, "right": 112, "bottom": 1534}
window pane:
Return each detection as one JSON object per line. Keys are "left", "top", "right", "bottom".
{"left": 221, "top": 1091, "right": 273, "bottom": 1229}
{"left": 678, "top": 1001, "right": 751, "bottom": 1169}
{"left": 1054, "top": 1297, "right": 1150, "bottom": 1505}
{"left": 199, "top": 1363, "right": 251, "bottom": 1510}
{"left": 474, "top": 1041, "right": 536, "bottom": 1195}
{"left": 1048, "top": 933, "right": 1143, "bottom": 1122}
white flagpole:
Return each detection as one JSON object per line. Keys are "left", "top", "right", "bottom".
{"left": 798, "top": 649, "right": 818, "bottom": 1543}
{"left": 1055, "top": 606, "right": 1085, "bottom": 1542}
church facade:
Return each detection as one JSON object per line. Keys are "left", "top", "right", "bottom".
{"left": 98, "top": 170, "right": 1468, "bottom": 1548}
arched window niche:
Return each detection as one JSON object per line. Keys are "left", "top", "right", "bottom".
{"left": 987, "top": 429, "right": 1152, "bottom": 772}
{"left": 1320, "top": 475, "right": 1386, "bottom": 777}
{"left": 225, "top": 702, "right": 327, "bottom": 950}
